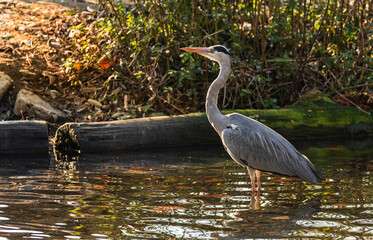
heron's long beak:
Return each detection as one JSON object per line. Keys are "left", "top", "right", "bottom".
{"left": 181, "top": 47, "right": 209, "bottom": 55}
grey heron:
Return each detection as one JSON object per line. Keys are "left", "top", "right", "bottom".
{"left": 181, "top": 45, "right": 322, "bottom": 193}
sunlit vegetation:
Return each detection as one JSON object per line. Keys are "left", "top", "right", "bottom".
{"left": 64, "top": 0, "right": 373, "bottom": 118}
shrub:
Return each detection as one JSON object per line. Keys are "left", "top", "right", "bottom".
{"left": 65, "top": 0, "right": 373, "bottom": 118}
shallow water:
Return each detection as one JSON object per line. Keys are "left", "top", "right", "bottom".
{"left": 0, "top": 138, "right": 372, "bottom": 239}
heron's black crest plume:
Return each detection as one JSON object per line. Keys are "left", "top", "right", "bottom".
{"left": 213, "top": 46, "right": 230, "bottom": 55}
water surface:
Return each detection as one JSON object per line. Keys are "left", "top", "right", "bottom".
{"left": 0, "top": 138, "right": 372, "bottom": 239}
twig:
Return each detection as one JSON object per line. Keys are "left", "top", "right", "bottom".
{"left": 341, "top": 83, "right": 373, "bottom": 91}
{"left": 335, "top": 91, "right": 371, "bottom": 116}
{"left": 201, "top": 29, "right": 224, "bottom": 43}
{"left": 157, "top": 95, "right": 186, "bottom": 114}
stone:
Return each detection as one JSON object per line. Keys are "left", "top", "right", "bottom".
{"left": 0, "top": 72, "right": 13, "bottom": 102}
{"left": 14, "top": 89, "right": 67, "bottom": 122}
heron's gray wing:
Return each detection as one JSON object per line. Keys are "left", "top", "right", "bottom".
{"left": 222, "top": 114, "right": 321, "bottom": 183}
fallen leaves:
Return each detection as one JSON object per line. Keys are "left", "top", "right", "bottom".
{"left": 334, "top": 93, "right": 373, "bottom": 109}
{"left": 0, "top": 0, "right": 103, "bottom": 122}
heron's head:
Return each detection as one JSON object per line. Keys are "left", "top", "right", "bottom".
{"left": 181, "top": 45, "right": 231, "bottom": 66}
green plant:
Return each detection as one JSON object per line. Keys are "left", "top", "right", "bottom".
{"left": 63, "top": 0, "right": 373, "bottom": 118}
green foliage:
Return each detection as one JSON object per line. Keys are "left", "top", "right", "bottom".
{"left": 66, "top": 0, "right": 373, "bottom": 116}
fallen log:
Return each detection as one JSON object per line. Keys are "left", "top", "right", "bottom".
{"left": 0, "top": 120, "right": 49, "bottom": 155}
{"left": 54, "top": 103, "right": 373, "bottom": 154}
{"left": 54, "top": 114, "right": 217, "bottom": 154}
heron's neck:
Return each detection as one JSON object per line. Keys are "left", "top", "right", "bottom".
{"left": 206, "top": 61, "right": 231, "bottom": 136}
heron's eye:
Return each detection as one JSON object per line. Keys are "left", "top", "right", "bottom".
{"left": 208, "top": 48, "right": 215, "bottom": 53}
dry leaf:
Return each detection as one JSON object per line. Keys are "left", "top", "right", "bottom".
{"left": 74, "top": 63, "right": 81, "bottom": 70}
{"left": 88, "top": 99, "right": 102, "bottom": 108}
{"left": 99, "top": 55, "right": 111, "bottom": 69}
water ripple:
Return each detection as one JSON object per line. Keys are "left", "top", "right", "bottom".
{"left": 0, "top": 140, "right": 372, "bottom": 239}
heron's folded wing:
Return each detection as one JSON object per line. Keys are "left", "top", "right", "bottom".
{"left": 222, "top": 115, "right": 321, "bottom": 183}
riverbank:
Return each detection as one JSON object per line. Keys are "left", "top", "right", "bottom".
{"left": 1, "top": 0, "right": 372, "bottom": 126}
{"left": 1, "top": 0, "right": 372, "bottom": 157}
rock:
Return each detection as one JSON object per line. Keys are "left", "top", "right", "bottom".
{"left": 14, "top": 89, "right": 66, "bottom": 122}
{"left": 0, "top": 72, "right": 13, "bottom": 102}
{"left": 2, "top": 34, "right": 13, "bottom": 40}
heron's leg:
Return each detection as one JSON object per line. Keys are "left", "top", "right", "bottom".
{"left": 247, "top": 167, "right": 256, "bottom": 193}
{"left": 255, "top": 170, "right": 261, "bottom": 191}
{"left": 249, "top": 191, "right": 261, "bottom": 209}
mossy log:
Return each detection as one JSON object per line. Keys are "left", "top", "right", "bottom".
{"left": 0, "top": 120, "right": 49, "bottom": 155}
{"left": 54, "top": 103, "right": 373, "bottom": 154}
